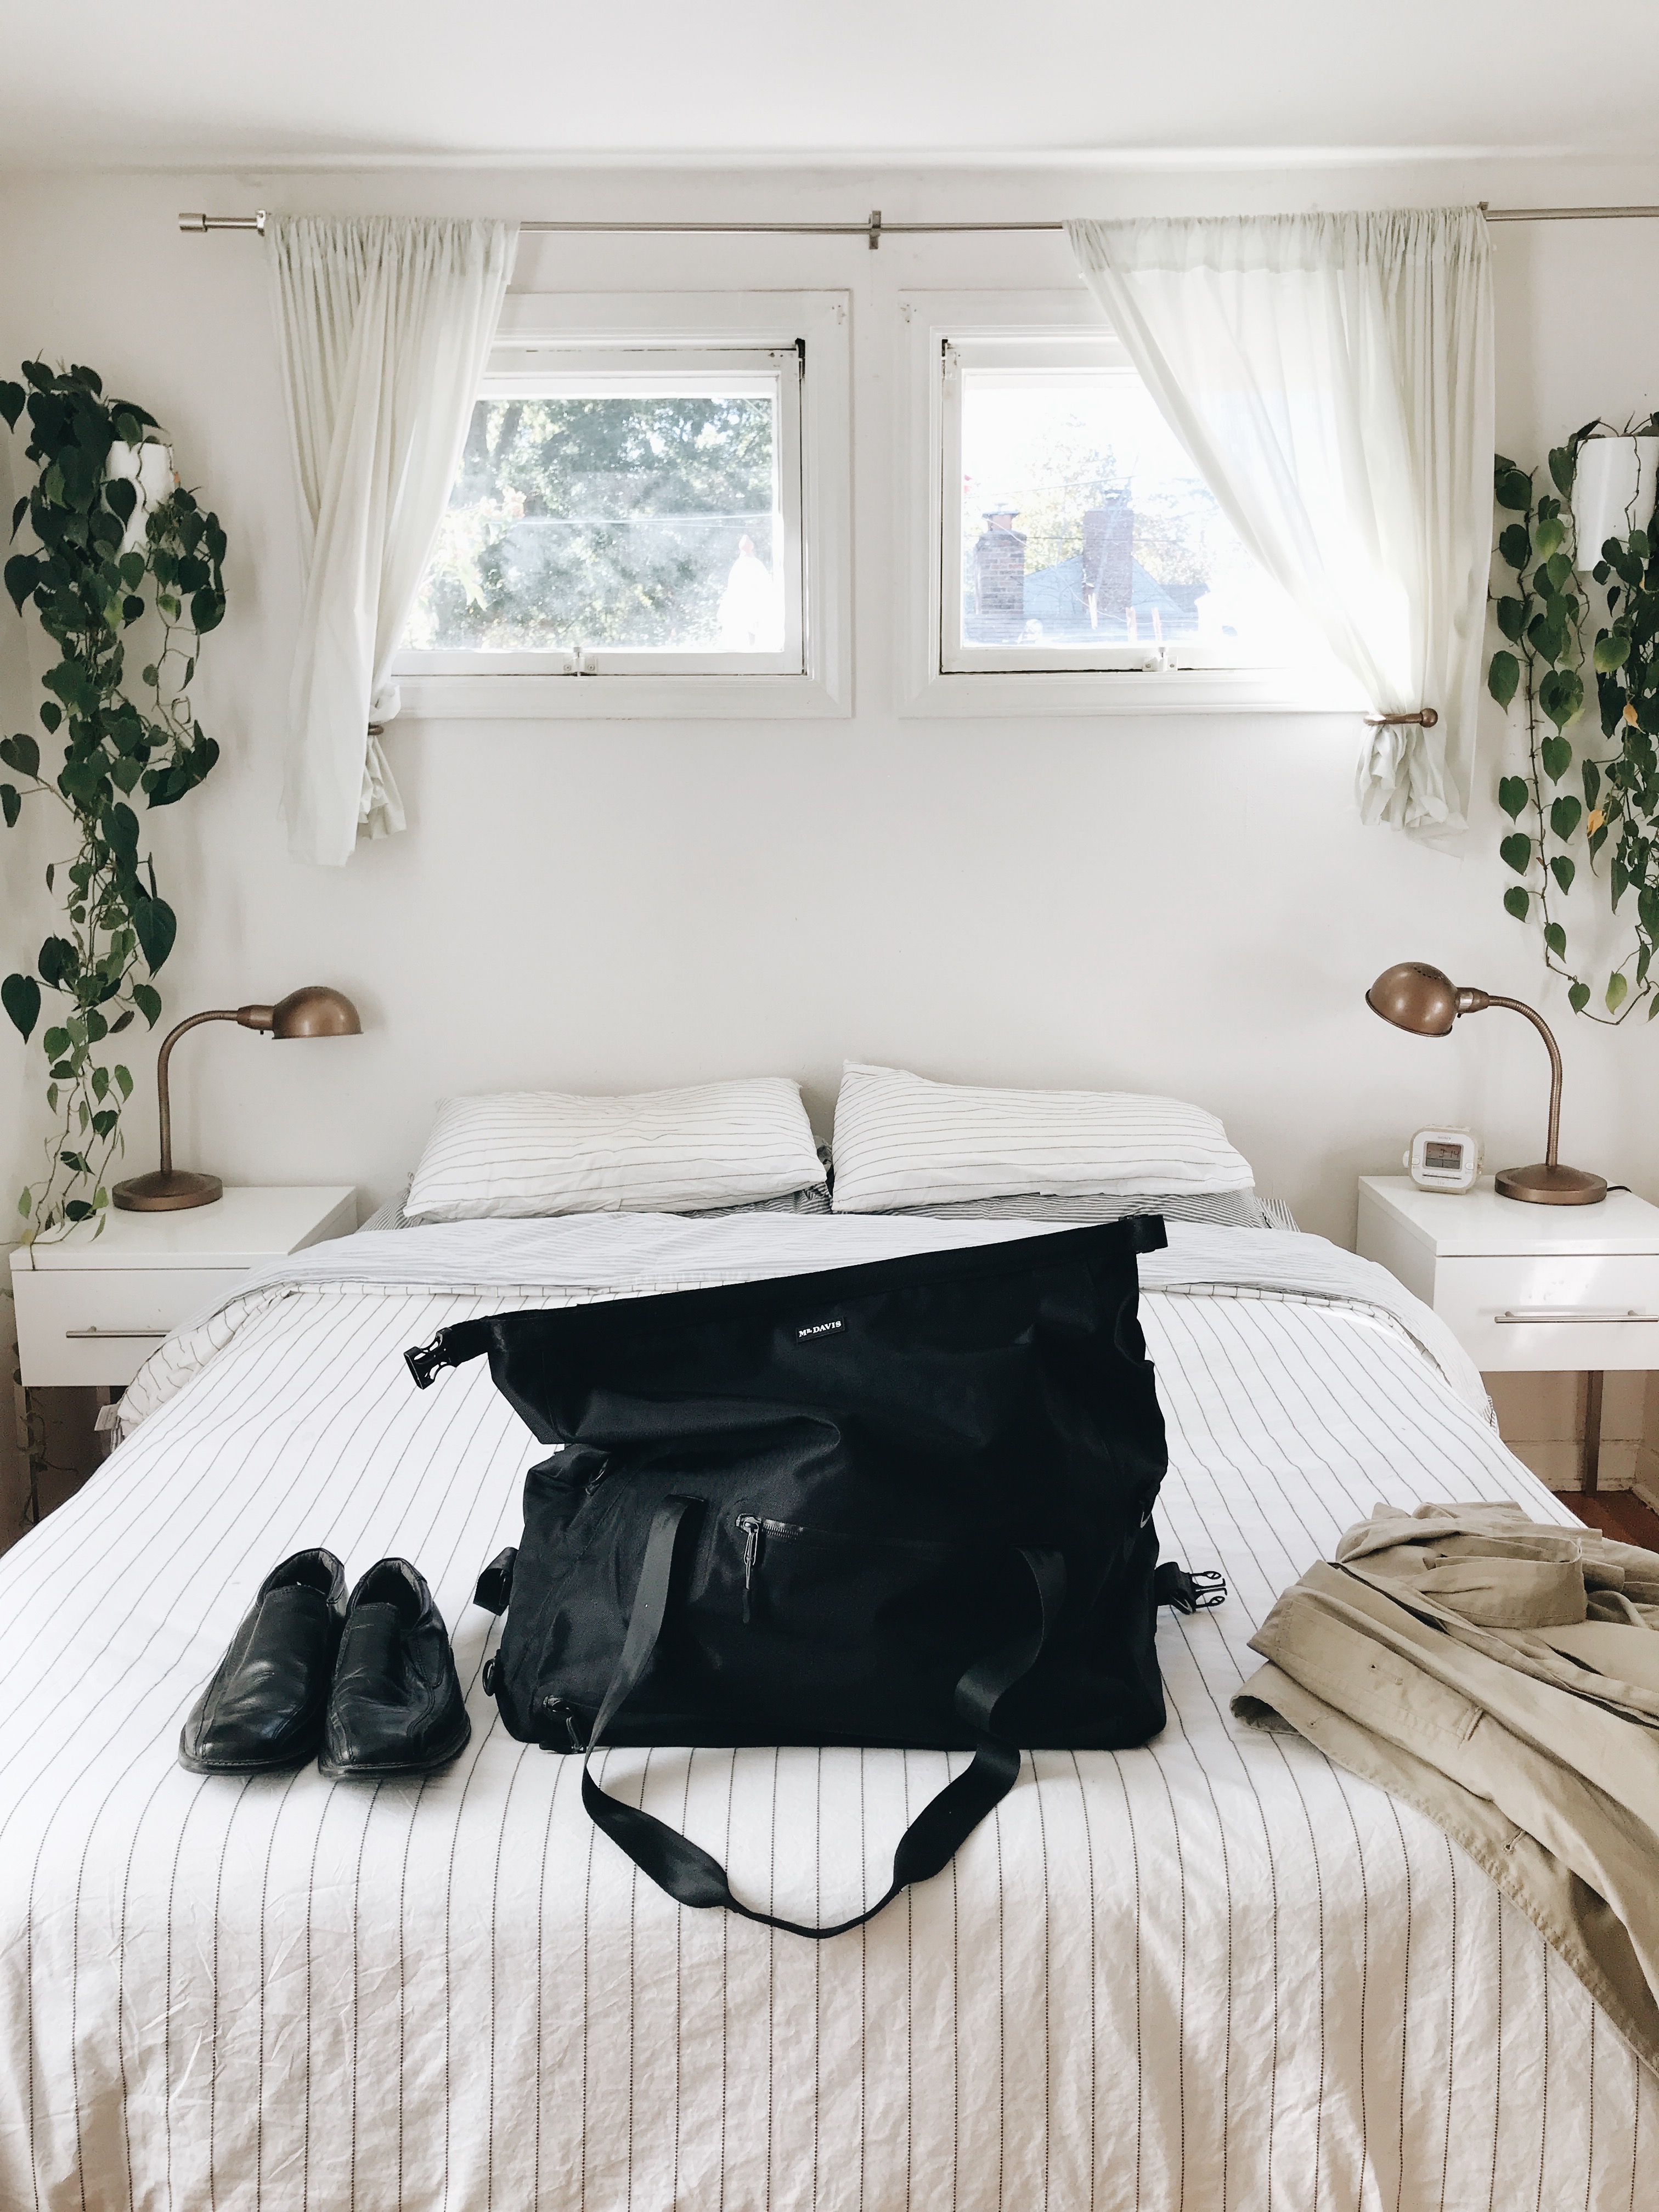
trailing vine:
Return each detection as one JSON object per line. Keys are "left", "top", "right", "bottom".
{"left": 1488, "top": 429, "right": 1659, "bottom": 1023}
{"left": 1, "top": 360, "right": 224, "bottom": 1237}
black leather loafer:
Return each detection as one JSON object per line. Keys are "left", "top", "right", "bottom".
{"left": 179, "top": 1549, "right": 348, "bottom": 1774}
{"left": 318, "top": 1559, "right": 471, "bottom": 1779}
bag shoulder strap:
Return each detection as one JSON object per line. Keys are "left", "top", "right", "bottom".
{"left": 579, "top": 1494, "right": 1064, "bottom": 1940}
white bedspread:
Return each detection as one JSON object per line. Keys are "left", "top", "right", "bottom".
{"left": 3, "top": 1216, "right": 1651, "bottom": 2211}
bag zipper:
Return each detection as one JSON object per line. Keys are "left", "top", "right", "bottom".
{"left": 734, "top": 1511, "right": 948, "bottom": 1624}
{"left": 538, "top": 1697, "right": 589, "bottom": 1752}
{"left": 737, "top": 1513, "right": 765, "bottom": 1623}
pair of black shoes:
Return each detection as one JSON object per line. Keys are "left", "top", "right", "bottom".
{"left": 179, "top": 1550, "right": 471, "bottom": 1779}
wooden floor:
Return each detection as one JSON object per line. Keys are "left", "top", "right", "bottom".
{"left": 1558, "top": 1490, "right": 1659, "bottom": 1548}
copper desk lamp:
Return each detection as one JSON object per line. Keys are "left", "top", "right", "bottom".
{"left": 1365, "top": 962, "right": 1606, "bottom": 1206}
{"left": 112, "top": 985, "right": 362, "bottom": 1212}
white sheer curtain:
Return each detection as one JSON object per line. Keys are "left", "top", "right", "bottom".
{"left": 1068, "top": 209, "right": 1494, "bottom": 845}
{"left": 268, "top": 216, "right": 517, "bottom": 866}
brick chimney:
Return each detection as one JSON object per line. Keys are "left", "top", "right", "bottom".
{"left": 972, "top": 507, "right": 1027, "bottom": 642}
{"left": 1081, "top": 492, "right": 1133, "bottom": 634}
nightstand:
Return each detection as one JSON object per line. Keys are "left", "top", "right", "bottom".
{"left": 9, "top": 1186, "right": 355, "bottom": 1519}
{"left": 1357, "top": 1175, "right": 1659, "bottom": 1489}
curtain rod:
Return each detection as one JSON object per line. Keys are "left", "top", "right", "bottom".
{"left": 178, "top": 204, "right": 1659, "bottom": 250}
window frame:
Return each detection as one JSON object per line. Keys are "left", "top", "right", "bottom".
{"left": 394, "top": 291, "right": 851, "bottom": 721}
{"left": 898, "top": 289, "right": 1363, "bottom": 719}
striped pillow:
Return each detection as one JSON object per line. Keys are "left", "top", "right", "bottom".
{"left": 405, "top": 1080, "right": 825, "bottom": 1223}
{"left": 830, "top": 1063, "right": 1255, "bottom": 1214}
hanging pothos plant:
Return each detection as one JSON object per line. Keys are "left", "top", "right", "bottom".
{"left": 1488, "top": 430, "right": 1659, "bottom": 1023}
{"left": 1, "top": 360, "right": 225, "bottom": 1237}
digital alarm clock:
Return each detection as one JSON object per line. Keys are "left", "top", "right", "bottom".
{"left": 1403, "top": 1127, "right": 1481, "bottom": 1193}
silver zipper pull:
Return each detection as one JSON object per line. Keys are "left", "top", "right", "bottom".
{"left": 737, "top": 1514, "right": 763, "bottom": 1623}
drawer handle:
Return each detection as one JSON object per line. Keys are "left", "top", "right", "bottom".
{"left": 1494, "top": 1309, "right": 1659, "bottom": 1325}
{"left": 63, "top": 1327, "right": 168, "bottom": 1340}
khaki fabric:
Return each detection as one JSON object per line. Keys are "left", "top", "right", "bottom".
{"left": 1233, "top": 1499, "right": 1659, "bottom": 2076}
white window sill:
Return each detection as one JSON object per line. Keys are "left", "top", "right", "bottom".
{"left": 394, "top": 669, "right": 848, "bottom": 721}
{"left": 901, "top": 665, "right": 1368, "bottom": 718}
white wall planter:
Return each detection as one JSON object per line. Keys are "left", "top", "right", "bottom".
{"left": 1573, "top": 435, "right": 1659, "bottom": 566}
{"left": 103, "top": 438, "right": 176, "bottom": 557}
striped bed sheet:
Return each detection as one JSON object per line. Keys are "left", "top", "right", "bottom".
{"left": 2, "top": 1215, "right": 1651, "bottom": 2210}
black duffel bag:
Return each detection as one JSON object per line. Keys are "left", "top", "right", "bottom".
{"left": 404, "top": 1220, "right": 1222, "bottom": 1936}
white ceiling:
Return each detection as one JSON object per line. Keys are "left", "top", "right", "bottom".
{"left": 2, "top": 0, "right": 1655, "bottom": 171}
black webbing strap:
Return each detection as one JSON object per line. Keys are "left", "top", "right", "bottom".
{"left": 579, "top": 1494, "right": 1065, "bottom": 1938}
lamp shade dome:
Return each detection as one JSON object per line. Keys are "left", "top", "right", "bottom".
{"left": 1365, "top": 962, "right": 1459, "bottom": 1037}
{"left": 270, "top": 985, "right": 361, "bottom": 1039}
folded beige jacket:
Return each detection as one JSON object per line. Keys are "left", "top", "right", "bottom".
{"left": 1232, "top": 1499, "right": 1659, "bottom": 2076}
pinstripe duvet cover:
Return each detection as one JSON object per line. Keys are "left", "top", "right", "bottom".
{"left": 2, "top": 1215, "right": 1651, "bottom": 2211}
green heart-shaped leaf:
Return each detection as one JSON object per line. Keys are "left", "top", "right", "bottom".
{"left": 1500, "top": 833, "right": 1532, "bottom": 874}
{"left": 1488, "top": 651, "right": 1520, "bottom": 709}
{"left": 1498, "top": 775, "right": 1529, "bottom": 820}
{"left": 1, "top": 972, "right": 40, "bottom": 1040}
{"left": 1538, "top": 668, "right": 1583, "bottom": 732}
{"left": 131, "top": 893, "right": 176, "bottom": 974}
{"left": 1541, "top": 734, "right": 1572, "bottom": 782}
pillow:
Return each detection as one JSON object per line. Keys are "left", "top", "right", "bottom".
{"left": 404, "top": 1080, "right": 825, "bottom": 1223}
{"left": 371, "top": 1151, "right": 832, "bottom": 1232}
{"left": 829, "top": 1063, "right": 1255, "bottom": 1214}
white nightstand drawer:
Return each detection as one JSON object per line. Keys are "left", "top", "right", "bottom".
{"left": 13, "top": 1268, "right": 247, "bottom": 1387}
{"left": 1432, "top": 1254, "right": 1659, "bottom": 1371}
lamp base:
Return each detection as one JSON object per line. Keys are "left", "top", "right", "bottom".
{"left": 112, "top": 1170, "right": 224, "bottom": 1212}
{"left": 1494, "top": 1161, "right": 1608, "bottom": 1206}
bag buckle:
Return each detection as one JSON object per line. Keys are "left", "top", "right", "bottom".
{"left": 1154, "top": 1563, "right": 1227, "bottom": 1614}
{"left": 404, "top": 1333, "right": 453, "bottom": 1390}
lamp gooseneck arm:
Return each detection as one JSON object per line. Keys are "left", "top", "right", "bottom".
{"left": 1485, "top": 995, "right": 1564, "bottom": 1168}
{"left": 153, "top": 1009, "right": 239, "bottom": 1176}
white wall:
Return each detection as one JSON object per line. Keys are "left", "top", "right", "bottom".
{"left": 3, "top": 158, "right": 1658, "bottom": 1250}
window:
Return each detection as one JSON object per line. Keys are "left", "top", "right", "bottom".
{"left": 944, "top": 335, "right": 1317, "bottom": 673}
{"left": 394, "top": 292, "right": 850, "bottom": 719}
{"left": 407, "top": 348, "right": 802, "bottom": 675}
{"left": 901, "top": 291, "right": 1351, "bottom": 716}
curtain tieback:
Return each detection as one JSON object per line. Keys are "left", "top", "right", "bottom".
{"left": 1363, "top": 708, "right": 1440, "bottom": 728}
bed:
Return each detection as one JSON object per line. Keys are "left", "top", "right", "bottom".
{"left": 2, "top": 1209, "right": 1651, "bottom": 2210}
